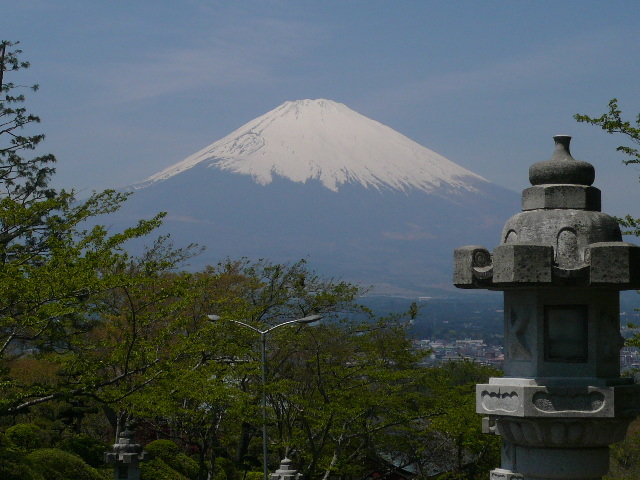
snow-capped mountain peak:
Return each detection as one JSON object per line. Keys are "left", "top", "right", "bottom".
{"left": 134, "top": 99, "right": 486, "bottom": 193}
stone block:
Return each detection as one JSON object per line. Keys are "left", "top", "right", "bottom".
{"left": 482, "top": 416, "right": 497, "bottom": 434}
{"left": 522, "top": 185, "right": 601, "bottom": 211}
{"left": 476, "top": 383, "right": 640, "bottom": 419}
{"left": 587, "top": 242, "right": 640, "bottom": 287}
{"left": 453, "top": 245, "right": 492, "bottom": 288}
{"left": 490, "top": 469, "right": 523, "bottom": 480}
{"left": 513, "top": 445, "right": 609, "bottom": 479}
{"left": 492, "top": 244, "right": 553, "bottom": 284}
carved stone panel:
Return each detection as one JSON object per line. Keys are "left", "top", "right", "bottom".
{"left": 476, "top": 383, "right": 640, "bottom": 419}
{"left": 532, "top": 391, "right": 604, "bottom": 413}
{"left": 505, "top": 305, "right": 532, "bottom": 362}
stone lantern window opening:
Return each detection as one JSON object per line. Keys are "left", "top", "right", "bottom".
{"left": 544, "top": 305, "right": 588, "bottom": 363}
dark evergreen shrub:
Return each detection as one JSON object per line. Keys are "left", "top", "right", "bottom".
{"left": 0, "top": 434, "right": 43, "bottom": 480}
{"left": 141, "top": 457, "right": 189, "bottom": 480}
{"left": 5, "top": 423, "right": 45, "bottom": 452}
{"left": 214, "top": 456, "right": 238, "bottom": 480}
{"left": 59, "top": 434, "right": 109, "bottom": 468}
{"left": 27, "top": 448, "right": 104, "bottom": 480}
{"left": 146, "top": 439, "right": 199, "bottom": 479}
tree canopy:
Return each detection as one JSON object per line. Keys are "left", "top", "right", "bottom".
{"left": 0, "top": 40, "right": 500, "bottom": 480}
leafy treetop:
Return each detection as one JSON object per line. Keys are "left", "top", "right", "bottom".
{"left": 575, "top": 98, "right": 640, "bottom": 236}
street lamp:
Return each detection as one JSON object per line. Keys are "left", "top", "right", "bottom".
{"left": 207, "top": 314, "right": 322, "bottom": 480}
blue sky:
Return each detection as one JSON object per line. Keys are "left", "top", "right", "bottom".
{"left": 4, "top": 1, "right": 640, "bottom": 215}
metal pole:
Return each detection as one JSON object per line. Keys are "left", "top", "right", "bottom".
{"left": 207, "top": 315, "right": 321, "bottom": 480}
{"left": 261, "top": 331, "right": 268, "bottom": 480}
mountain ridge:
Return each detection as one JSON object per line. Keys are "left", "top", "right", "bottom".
{"left": 133, "top": 99, "right": 487, "bottom": 194}
{"left": 113, "top": 99, "right": 520, "bottom": 296}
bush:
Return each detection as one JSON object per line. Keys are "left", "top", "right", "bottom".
{"left": 141, "top": 457, "right": 189, "bottom": 480}
{"left": 0, "top": 434, "right": 43, "bottom": 480}
{"left": 5, "top": 423, "right": 45, "bottom": 452}
{"left": 145, "top": 439, "right": 181, "bottom": 458}
{"left": 27, "top": 448, "right": 104, "bottom": 480}
{"left": 0, "top": 461, "right": 44, "bottom": 480}
{"left": 245, "top": 471, "right": 263, "bottom": 480}
{"left": 59, "top": 434, "right": 109, "bottom": 468}
{"left": 146, "top": 440, "right": 199, "bottom": 480}
{"left": 214, "top": 457, "right": 238, "bottom": 480}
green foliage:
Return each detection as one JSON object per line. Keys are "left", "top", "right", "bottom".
{"left": 128, "top": 259, "right": 371, "bottom": 480}
{"left": 0, "top": 431, "right": 44, "bottom": 480}
{"left": 424, "top": 360, "right": 501, "bottom": 477}
{"left": 146, "top": 439, "right": 181, "bottom": 457}
{"left": 59, "top": 434, "right": 109, "bottom": 468}
{"left": 574, "top": 98, "right": 640, "bottom": 236}
{"left": 146, "top": 440, "right": 199, "bottom": 480}
{"left": 574, "top": 98, "right": 640, "bottom": 167}
{"left": 605, "top": 417, "right": 640, "bottom": 479}
{"left": 26, "top": 448, "right": 104, "bottom": 480}
{"left": 244, "top": 472, "right": 264, "bottom": 480}
{"left": 141, "top": 457, "right": 189, "bottom": 480}
{"left": 0, "top": 42, "right": 497, "bottom": 478}
{"left": 0, "top": 40, "right": 202, "bottom": 419}
{"left": 213, "top": 457, "right": 237, "bottom": 480}
{"left": 5, "top": 423, "right": 45, "bottom": 452}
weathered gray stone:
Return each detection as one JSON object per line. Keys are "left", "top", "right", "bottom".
{"left": 476, "top": 383, "right": 640, "bottom": 420}
{"left": 500, "top": 289, "right": 623, "bottom": 380}
{"left": 453, "top": 245, "right": 493, "bottom": 287}
{"left": 522, "top": 184, "right": 601, "bottom": 211}
{"left": 104, "top": 427, "right": 149, "bottom": 480}
{"left": 510, "top": 444, "right": 609, "bottom": 479}
{"left": 492, "top": 244, "right": 553, "bottom": 284}
{"left": 495, "top": 417, "right": 631, "bottom": 447}
{"left": 271, "top": 458, "right": 303, "bottom": 480}
{"left": 490, "top": 469, "right": 524, "bottom": 480}
{"left": 501, "top": 210, "right": 621, "bottom": 261}
{"left": 454, "top": 136, "right": 640, "bottom": 480}
{"left": 587, "top": 242, "right": 640, "bottom": 286}
{"left": 528, "top": 135, "right": 595, "bottom": 186}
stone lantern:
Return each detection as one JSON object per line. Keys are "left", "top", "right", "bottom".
{"left": 454, "top": 136, "right": 640, "bottom": 480}
{"left": 104, "top": 425, "right": 150, "bottom": 480}
{"left": 271, "top": 458, "right": 303, "bottom": 480}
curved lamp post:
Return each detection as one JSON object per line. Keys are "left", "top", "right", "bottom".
{"left": 207, "top": 314, "right": 322, "bottom": 480}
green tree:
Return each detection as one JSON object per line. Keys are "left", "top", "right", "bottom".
{"left": 424, "top": 359, "right": 501, "bottom": 480}
{"left": 267, "top": 317, "right": 433, "bottom": 480}
{"left": 0, "top": 41, "right": 200, "bottom": 418}
{"left": 128, "top": 259, "right": 369, "bottom": 480}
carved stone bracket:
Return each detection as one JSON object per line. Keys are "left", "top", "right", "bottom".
{"left": 477, "top": 383, "right": 640, "bottom": 418}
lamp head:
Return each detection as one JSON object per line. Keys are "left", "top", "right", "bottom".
{"left": 296, "top": 314, "right": 323, "bottom": 325}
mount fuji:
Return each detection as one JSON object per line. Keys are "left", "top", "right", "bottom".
{"left": 116, "top": 99, "right": 519, "bottom": 296}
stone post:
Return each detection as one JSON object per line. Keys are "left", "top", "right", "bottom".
{"left": 104, "top": 425, "right": 150, "bottom": 480}
{"left": 454, "top": 136, "right": 640, "bottom": 480}
{"left": 271, "top": 458, "right": 303, "bottom": 480}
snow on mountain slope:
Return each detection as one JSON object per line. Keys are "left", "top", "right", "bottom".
{"left": 134, "top": 99, "right": 486, "bottom": 193}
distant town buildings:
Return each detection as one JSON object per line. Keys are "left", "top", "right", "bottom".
{"left": 415, "top": 335, "right": 640, "bottom": 375}
{"left": 413, "top": 338, "right": 504, "bottom": 370}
